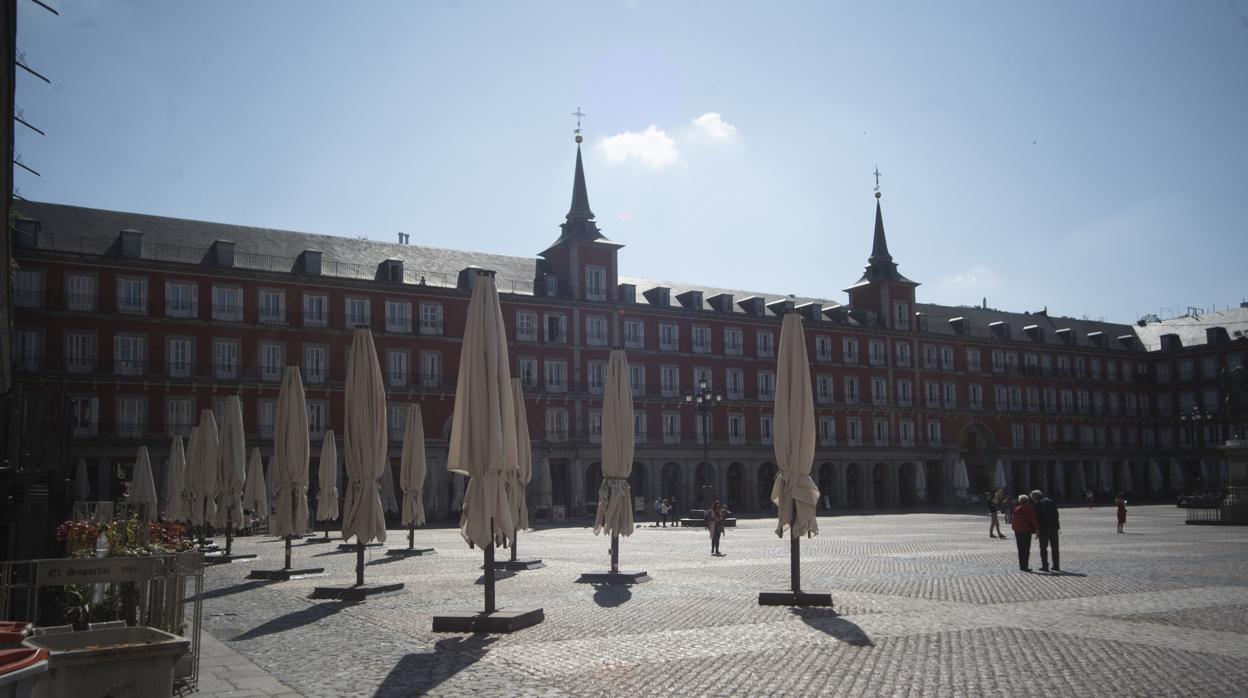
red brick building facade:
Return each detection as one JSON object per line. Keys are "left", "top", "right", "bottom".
{"left": 7, "top": 143, "right": 1247, "bottom": 523}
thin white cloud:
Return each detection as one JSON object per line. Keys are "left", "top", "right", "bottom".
{"left": 944, "top": 264, "right": 1000, "bottom": 288}
{"left": 596, "top": 126, "right": 679, "bottom": 171}
{"left": 691, "top": 112, "right": 738, "bottom": 142}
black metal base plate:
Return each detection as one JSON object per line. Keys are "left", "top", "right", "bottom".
{"left": 431, "top": 608, "right": 545, "bottom": 633}
{"left": 757, "top": 590, "right": 834, "bottom": 607}
{"left": 576, "top": 570, "right": 650, "bottom": 584}
{"left": 491, "top": 559, "right": 545, "bottom": 571}
{"left": 386, "top": 547, "right": 436, "bottom": 557}
{"left": 303, "top": 537, "right": 334, "bottom": 544}
{"left": 203, "top": 553, "right": 258, "bottom": 565}
{"left": 247, "top": 567, "right": 326, "bottom": 581}
{"left": 337, "top": 542, "right": 383, "bottom": 551}
{"left": 308, "top": 582, "right": 404, "bottom": 601}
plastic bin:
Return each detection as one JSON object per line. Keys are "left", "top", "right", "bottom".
{"left": 0, "top": 624, "right": 31, "bottom": 650}
{"left": 0, "top": 648, "right": 48, "bottom": 698}
{"left": 23, "top": 626, "right": 189, "bottom": 698}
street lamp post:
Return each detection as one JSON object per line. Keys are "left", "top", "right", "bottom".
{"left": 684, "top": 379, "right": 723, "bottom": 512}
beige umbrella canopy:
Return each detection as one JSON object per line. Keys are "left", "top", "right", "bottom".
{"left": 164, "top": 436, "right": 188, "bottom": 522}
{"left": 192, "top": 410, "right": 220, "bottom": 527}
{"left": 266, "top": 453, "right": 280, "bottom": 515}
{"left": 316, "top": 430, "right": 340, "bottom": 522}
{"left": 243, "top": 447, "right": 268, "bottom": 517}
{"left": 594, "top": 349, "right": 635, "bottom": 538}
{"left": 274, "top": 365, "right": 311, "bottom": 538}
{"left": 342, "top": 327, "right": 388, "bottom": 545}
{"left": 130, "top": 446, "right": 159, "bottom": 522}
{"left": 216, "top": 396, "right": 247, "bottom": 532}
{"left": 400, "top": 406, "right": 427, "bottom": 527}
{"left": 771, "top": 313, "right": 819, "bottom": 539}
{"left": 379, "top": 459, "right": 399, "bottom": 515}
{"left": 507, "top": 379, "right": 531, "bottom": 533}
{"left": 447, "top": 273, "right": 517, "bottom": 550}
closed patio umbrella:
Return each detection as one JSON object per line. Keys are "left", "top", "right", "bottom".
{"left": 130, "top": 446, "right": 158, "bottom": 522}
{"left": 243, "top": 447, "right": 268, "bottom": 519}
{"left": 1200, "top": 459, "right": 1211, "bottom": 487}
{"left": 312, "top": 430, "right": 339, "bottom": 542}
{"left": 434, "top": 271, "right": 541, "bottom": 631}
{"left": 73, "top": 458, "right": 90, "bottom": 504}
{"left": 539, "top": 456, "right": 553, "bottom": 517}
{"left": 759, "top": 312, "right": 829, "bottom": 607}
{"left": 266, "top": 453, "right": 280, "bottom": 516}
{"left": 380, "top": 459, "right": 399, "bottom": 516}
{"left": 992, "top": 460, "right": 1007, "bottom": 491}
{"left": 500, "top": 378, "right": 541, "bottom": 570}
{"left": 191, "top": 410, "right": 219, "bottom": 546}
{"left": 310, "top": 327, "right": 396, "bottom": 599}
{"left": 392, "top": 405, "right": 432, "bottom": 556}
{"left": 216, "top": 396, "right": 247, "bottom": 536}
{"left": 1170, "top": 459, "right": 1184, "bottom": 492}
{"left": 164, "top": 437, "right": 189, "bottom": 522}
{"left": 914, "top": 464, "right": 928, "bottom": 502}
{"left": 952, "top": 460, "right": 969, "bottom": 503}
{"left": 1149, "top": 459, "right": 1163, "bottom": 494}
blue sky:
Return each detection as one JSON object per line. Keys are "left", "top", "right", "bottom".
{"left": 14, "top": 1, "right": 1248, "bottom": 323}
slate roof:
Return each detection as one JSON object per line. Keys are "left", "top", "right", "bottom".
{"left": 15, "top": 201, "right": 540, "bottom": 295}
{"left": 16, "top": 201, "right": 1181, "bottom": 351}
{"left": 1132, "top": 306, "right": 1248, "bottom": 351}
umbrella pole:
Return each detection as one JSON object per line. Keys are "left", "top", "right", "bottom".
{"left": 225, "top": 507, "right": 234, "bottom": 556}
{"left": 510, "top": 529, "right": 518, "bottom": 563}
{"left": 484, "top": 517, "right": 496, "bottom": 614}
{"left": 790, "top": 496, "right": 801, "bottom": 593}
{"left": 610, "top": 532, "right": 619, "bottom": 574}
{"left": 355, "top": 541, "right": 365, "bottom": 587}
{"left": 408, "top": 522, "right": 414, "bottom": 550}
{"left": 284, "top": 535, "right": 292, "bottom": 571}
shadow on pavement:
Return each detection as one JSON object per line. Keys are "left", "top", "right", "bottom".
{"left": 190, "top": 579, "right": 271, "bottom": 603}
{"left": 592, "top": 585, "right": 632, "bottom": 607}
{"left": 473, "top": 570, "right": 516, "bottom": 584}
{"left": 1046, "top": 570, "right": 1088, "bottom": 577}
{"left": 231, "top": 600, "right": 354, "bottom": 642}
{"left": 375, "top": 634, "right": 497, "bottom": 697}
{"left": 790, "top": 608, "right": 874, "bottom": 647}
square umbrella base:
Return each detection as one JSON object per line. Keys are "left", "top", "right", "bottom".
{"left": 757, "top": 590, "right": 834, "bottom": 607}
{"left": 576, "top": 571, "right": 650, "bottom": 585}
{"left": 308, "top": 582, "right": 404, "bottom": 601}
{"left": 247, "top": 567, "right": 326, "bottom": 581}
{"left": 431, "top": 608, "right": 544, "bottom": 633}
{"left": 203, "top": 553, "right": 258, "bottom": 565}
{"left": 491, "top": 559, "right": 545, "bottom": 571}
{"left": 337, "top": 543, "right": 383, "bottom": 552}
{"left": 386, "top": 547, "right": 436, "bottom": 557}
{"left": 304, "top": 536, "right": 334, "bottom": 545}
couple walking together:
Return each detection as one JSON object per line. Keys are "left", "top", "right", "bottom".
{"left": 1011, "top": 490, "right": 1060, "bottom": 573}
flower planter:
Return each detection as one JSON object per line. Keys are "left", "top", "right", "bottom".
{"left": 23, "top": 626, "right": 188, "bottom": 698}
{"left": 0, "top": 648, "right": 48, "bottom": 698}
{"left": 0, "top": 624, "right": 31, "bottom": 650}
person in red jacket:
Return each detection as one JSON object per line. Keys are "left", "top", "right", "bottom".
{"left": 1012, "top": 493, "right": 1039, "bottom": 572}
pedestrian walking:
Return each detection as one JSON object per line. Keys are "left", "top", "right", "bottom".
{"left": 706, "top": 500, "right": 726, "bottom": 555}
{"left": 1012, "top": 493, "right": 1038, "bottom": 572}
{"left": 653, "top": 497, "right": 662, "bottom": 527}
{"left": 987, "top": 491, "right": 1006, "bottom": 539}
{"left": 660, "top": 498, "right": 669, "bottom": 527}
{"left": 1115, "top": 493, "right": 1128, "bottom": 533}
{"left": 1032, "top": 489, "right": 1060, "bottom": 572}
{"left": 1086, "top": 489, "right": 1094, "bottom": 509}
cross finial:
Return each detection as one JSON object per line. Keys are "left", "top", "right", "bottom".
{"left": 572, "top": 107, "right": 586, "bottom": 135}
{"left": 873, "top": 165, "right": 882, "bottom": 191}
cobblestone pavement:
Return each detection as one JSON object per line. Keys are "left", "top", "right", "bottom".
{"left": 190, "top": 505, "right": 1248, "bottom": 697}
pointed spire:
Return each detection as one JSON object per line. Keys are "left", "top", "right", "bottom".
{"left": 566, "top": 142, "right": 594, "bottom": 222}
{"left": 868, "top": 197, "right": 891, "bottom": 265}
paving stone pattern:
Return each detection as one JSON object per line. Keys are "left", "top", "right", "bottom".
{"left": 191, "top": 505, "right": 1248, "bottom": 697}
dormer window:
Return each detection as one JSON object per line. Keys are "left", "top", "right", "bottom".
{"left": 617, "top": 284, "right": 636, "bottom": 304}
{"left": 585, "top": 266, "right": 606, "bottom": 301}
{"left": 643, "top": 287, "right": 670, "bottom": 307}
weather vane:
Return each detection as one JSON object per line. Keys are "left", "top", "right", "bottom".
{"left": 572, "top": 107, "right": 586, "bottom": 141}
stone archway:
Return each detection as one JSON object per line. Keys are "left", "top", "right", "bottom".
{"left": 846, "top": 462, "right": 864, "bottom": 508}
{"left": 899, "top": 462, "right": 917, "bottom": 507}
{"left": 661, "top": 461, "right": 683, "bottom": 504}
{"left": 628, "top": 462, "right": 646, "bottom": 509}
{"left": 958, "top": 421, "right": 997, "bottom": 495}
{"left": 924, "top": 461, "right": 944, "bottom": 506}
{"left": 694, "top": 461, "right": 716, "bottom": 508}
{"left": 872, "top": 462, "right": 891, "bottom": 508}
{"left": 818, "top": 462, "right": 835, "bottom": 511}
{"left": 757, "top": 462, "right": 778, "bottom": 512}
{"left": 726, "top": 462, "right": 745, "bottom": 512}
